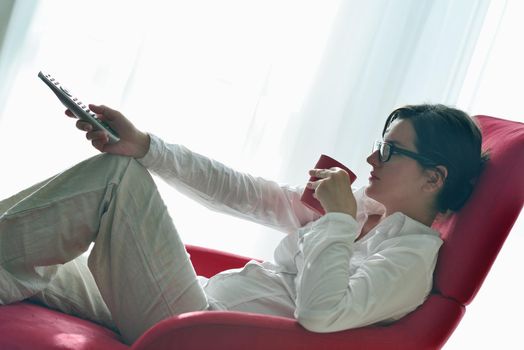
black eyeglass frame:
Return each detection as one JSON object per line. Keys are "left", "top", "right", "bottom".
{"left": 373, "top": 140, "right": 439, "bottom": 166}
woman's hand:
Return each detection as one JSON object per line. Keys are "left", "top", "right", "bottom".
{"left": 66, "top": 104, "right": 150, "bottom": 158}
{"left": 307, "top": 168, "right": 357, "bottom": 218}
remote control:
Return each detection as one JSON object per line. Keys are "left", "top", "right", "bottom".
{"left": 38, "top": 71, "right": 120, "bottom": 143}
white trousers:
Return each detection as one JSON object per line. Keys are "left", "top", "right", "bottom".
{"left": 0, "top": 154, "right": 208, "bottom": 344}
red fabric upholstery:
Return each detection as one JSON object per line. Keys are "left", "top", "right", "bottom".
{"left": 132, "top": 294, "right": 463, "bottom": 350}
{"left": 0, "top": 302, "right": 128, "bottom": 350}
{"left": 433, "top": 116, "right": 524, "bottom": 304}
{"left": 0, "top": 115, "right": 521, "bottom": 349}
{"left": 184, "top": 244, "right": 258, "bottom": 277}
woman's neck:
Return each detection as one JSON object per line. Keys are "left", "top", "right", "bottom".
{"left": 385, "top": 204, "right": 437, "bottom": 227}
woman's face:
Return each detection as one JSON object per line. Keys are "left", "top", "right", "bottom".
{"left": 365, "top": 118, "right": 432, "bottom": 215}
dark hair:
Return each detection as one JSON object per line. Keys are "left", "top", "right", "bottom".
{"left": 382, "top": 104, "right": 489, "bottom": 213}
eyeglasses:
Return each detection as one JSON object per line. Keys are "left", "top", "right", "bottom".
{"left": 373, "top": 140, "right": 438, "bottom": 166}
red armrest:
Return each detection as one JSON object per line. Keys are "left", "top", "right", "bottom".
{"left": 185, "top": 244, "right": 255, "bottom": 277}
{"left": 132, "top": 295, "right": 463, "bottom": 350}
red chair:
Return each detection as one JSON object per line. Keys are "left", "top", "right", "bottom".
{"left": 0, "top": 115, "right": 522, "bottom": 350}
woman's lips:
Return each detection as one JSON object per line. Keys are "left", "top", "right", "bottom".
{"left": 369, "top": 172, "right": 380, "bottom": 180}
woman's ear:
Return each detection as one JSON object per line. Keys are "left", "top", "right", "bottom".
{"left": 423, "top": 165, "right": 448, "bottom": 193}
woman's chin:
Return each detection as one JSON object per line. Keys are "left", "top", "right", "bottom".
{"left": 364, "top": 184, "right": 378, "bottom": 199}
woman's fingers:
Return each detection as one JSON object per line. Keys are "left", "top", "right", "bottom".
{"left": 86, "top": 130, "right": 108, "bottom": 142}
{"left": 307, "top": 167, "right": 356, "bottom": 216}
{"left": 91, "top": 138, "right": 108, "bottom": 152}
{"left": 76, "top": 120, "right": 93, "bottom": 131}
{"left": 88, "top": 104, "right": 120, "bottom": 122}
{"left": 65, "top": 109, "right": 75, "bottom": 118}
{"left": 68, "top": 110, "right": 96, "bottom": 133}
{"left": 309, "top": 167, "right": 347, "bottom": 179}
{"left": 86, "top": 130, "right": 109, "bottom": 152}
{"left": 307, "top": 168, "right": 336, "bottom": 191}
{"left": 309, "top": 169, "right": 326, "bottom": 178}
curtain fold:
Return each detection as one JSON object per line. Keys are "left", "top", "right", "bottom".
{"left": 0, "top": 0, "right": 38, "bottom": 120}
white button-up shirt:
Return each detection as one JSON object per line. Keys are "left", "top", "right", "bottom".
{"left": 138, "top": 134, "right": 443, "bottom": 333}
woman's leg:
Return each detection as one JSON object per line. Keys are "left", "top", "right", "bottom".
{"left": 0, "top": 154, "right": 208, "bottom": 344}
{"left": 28, "top": 254, "right": 117, "bottom": 332}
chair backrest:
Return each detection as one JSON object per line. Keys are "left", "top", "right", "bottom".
{"left": 432, "top": 115, "right": 524, "bottom": 305}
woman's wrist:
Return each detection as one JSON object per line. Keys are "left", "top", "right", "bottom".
{"left": 134, "top": 131, "right": 151, "bottom": 159}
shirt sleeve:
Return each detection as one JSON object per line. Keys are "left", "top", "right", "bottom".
{"left": 137, "top": 134, "right": 320, "bottom": 234}
{"left": 294, "top": 213, "right": 442, "bottom": 332}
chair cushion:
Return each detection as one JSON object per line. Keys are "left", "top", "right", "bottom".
{"left": 0, "top": 302, "right": 128, "bottom": 350}
{"left": 433, "top": 116, "right": 524, "bottom": 305}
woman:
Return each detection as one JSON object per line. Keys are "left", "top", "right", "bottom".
{"left": 0, "top": 103, "right": 486, "bottom": 344}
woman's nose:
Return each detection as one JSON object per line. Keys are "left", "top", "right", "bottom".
{"left": 367, "top": 150, "right": 380, "bottom": 167}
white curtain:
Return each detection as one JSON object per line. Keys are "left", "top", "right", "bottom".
{"left": 279, "top": 0, "right": 491, "bottom": 186}
{"left": 457, "top": 0, "right": 524, "bottom": 121}
{"left": 0, "top": 0, "right": 38, "bottom": 115}
{"left": 0, "top": 0, "right": 491, "bottom": 260}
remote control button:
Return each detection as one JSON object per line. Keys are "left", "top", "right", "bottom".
{"left": 60, "top": 86, "right": 72, "bottom": 96}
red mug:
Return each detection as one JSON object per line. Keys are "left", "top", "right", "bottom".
{"left": 300, "top": 154, "right": 357, "bottom": 215}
